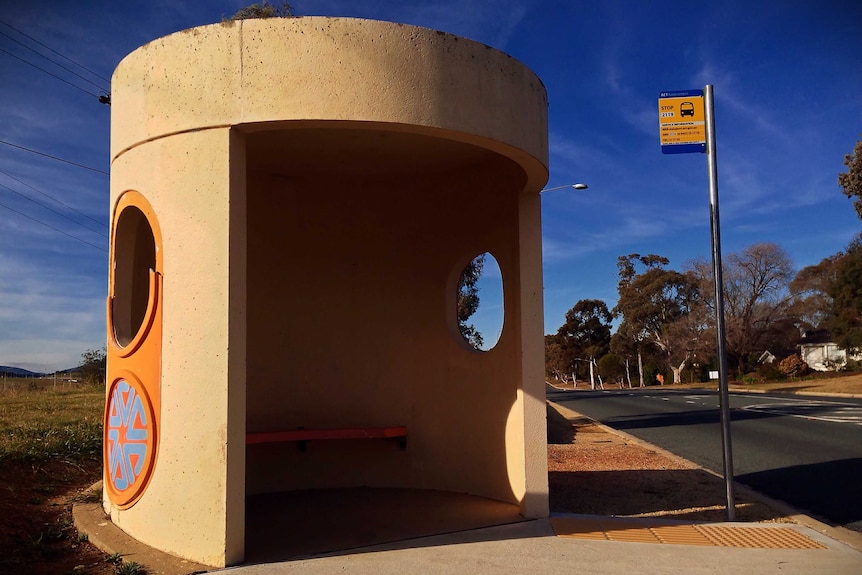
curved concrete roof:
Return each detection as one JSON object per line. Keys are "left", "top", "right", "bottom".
{"left": 111, "top": 17, "right": 549, "bottom": 192}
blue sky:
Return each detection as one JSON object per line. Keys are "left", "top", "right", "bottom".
{"left": 1, "top": 0, "right": 860, "bottom": 371}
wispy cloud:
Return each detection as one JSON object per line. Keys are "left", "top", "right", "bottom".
{"left": 548, "top": 131, "right": 626, "bottom": 176}
{"left": 692, "top": 64, "right": 786, "bottom": 137}
{"left": 542, "top": 206, "right": 698, "bottom": 264}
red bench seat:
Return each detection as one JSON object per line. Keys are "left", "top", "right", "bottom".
{"left": 246, "top": 426, "right": 408, "bottom": 449}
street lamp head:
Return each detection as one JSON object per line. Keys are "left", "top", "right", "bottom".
{"left": 541, "top": 183, "right": 589, "bottom": 193}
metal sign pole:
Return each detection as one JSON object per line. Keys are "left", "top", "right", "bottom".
{"left": 704, "top": 84, "right": 736, "bottom": 521}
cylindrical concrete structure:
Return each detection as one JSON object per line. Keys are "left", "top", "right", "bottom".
{"left": 107, "top": 17, "right": 549, "bottom": 566}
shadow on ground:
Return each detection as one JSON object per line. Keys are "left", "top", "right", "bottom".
{"left": 738, "top": 458, "right": 862, "bottom": 528}
{"left": 548, "top": 468, "right": 787, "bottom": 522}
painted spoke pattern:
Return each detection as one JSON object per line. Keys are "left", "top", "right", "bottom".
{"left": 106, "top": 379, "right": 152, "bottom": 493}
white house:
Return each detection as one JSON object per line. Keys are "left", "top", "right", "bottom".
{"left": 798, "top": 329, "right": 861, "bottom": 371}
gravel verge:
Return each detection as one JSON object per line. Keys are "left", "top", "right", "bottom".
{"left": 546, "top": 400, "right": 796, "bottom": 523}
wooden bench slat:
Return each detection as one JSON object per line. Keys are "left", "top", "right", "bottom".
{"left": 246, "top": 426, "right": 408, "bottom": 445}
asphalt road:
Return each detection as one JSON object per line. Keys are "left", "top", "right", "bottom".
{"left": 547, "top": 387, "right": 862, "bottom": 530}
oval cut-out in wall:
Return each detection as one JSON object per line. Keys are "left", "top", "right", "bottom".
{"left": 112, "top": 206, "right": 156, "bottom": 348}
{"left": 456, "top": 252, "right": 504, "bottom": 351}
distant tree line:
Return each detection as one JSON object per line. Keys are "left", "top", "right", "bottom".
{"left": 547, "top": 134, "right": 862, "bottom": 386}
{"left": 78, "top": 347, "right": 106, "bottom": 385}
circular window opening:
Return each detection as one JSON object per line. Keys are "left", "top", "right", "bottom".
{"left": 112, "top": 206, "right": 156, "bottom": 348}
{"left": 456, "top": 252, "right": 504, "bottom": 351}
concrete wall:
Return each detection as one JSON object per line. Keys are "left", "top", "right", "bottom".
{"left": 106, "top": 129, "right": 247, "bottom": 566}
{"left": 107, "top": 17, "right": 549, "bottom": 566}
{"left": 244, "top": 140, "right": 526, "bottom": 503}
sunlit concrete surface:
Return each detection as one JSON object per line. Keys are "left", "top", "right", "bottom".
{"left": 106, "top": 16, "right": 549, "bottom": 566}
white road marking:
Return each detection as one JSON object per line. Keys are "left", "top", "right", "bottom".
{"left": 742, "top": 400, "right": 862, "bottom": 425}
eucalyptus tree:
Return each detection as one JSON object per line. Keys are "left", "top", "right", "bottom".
{"left": 829, "top": 136, "right": 862, "bottom": 353}
{"left": 790, "top": 252, "right": 844, "bottom": 331}
{"left": 456, "top": 254, "right": 485, "bottom": 349}
{"left": 554, "top": 299, "right": 613, "bottom": 388}
{"left": 826, "top": 235, "right": 862, "bottom": 353}
{"left": 614, "top": 254, "right": 705, "bottom": 384}
{"left": 79, "top": 347, "right": 106, "bottom": 385}
{"left": 838, "top": 134, "right": 862, "bottom": 220}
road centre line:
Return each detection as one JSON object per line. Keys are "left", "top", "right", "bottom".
{"left": 741, "top": 400, "right": 862, "bottom": 425}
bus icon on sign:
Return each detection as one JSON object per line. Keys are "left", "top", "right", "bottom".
{"left": 680, "top": 102, "right": 695, "bottom": 117}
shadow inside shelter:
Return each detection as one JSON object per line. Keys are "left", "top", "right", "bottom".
{"left": 243, "top": 488, "right": 529, "bottom": 564}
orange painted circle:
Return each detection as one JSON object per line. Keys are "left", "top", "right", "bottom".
{"left": 104, "top": 373, "right": 157, "bottom": 508}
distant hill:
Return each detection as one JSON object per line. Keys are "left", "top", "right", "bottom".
{"left": 1, "top": 365, "right": 83, "bottom": 378}
{"left": 0, "top": 365, "right": 47, "bottom": 377}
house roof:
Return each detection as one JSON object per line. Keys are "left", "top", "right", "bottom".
{"left": 798, "top": 329, "right": 834, "bottom": 345}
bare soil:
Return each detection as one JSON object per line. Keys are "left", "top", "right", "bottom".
{"left": 0, "top": 457, "right": 115, "bottom": 575}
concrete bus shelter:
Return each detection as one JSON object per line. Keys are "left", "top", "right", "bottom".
{"left": 104, "top": 17, "right": 550, "bottom": 567}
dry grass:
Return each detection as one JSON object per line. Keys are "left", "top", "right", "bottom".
{"left": 0, "top": 382, "right": 114, "bottom": 575}
{"left": 731, "top": 372, "right": 862, "bottom": 395}
{"left": 0, "top": 381, "right": 103, "bottom": 463}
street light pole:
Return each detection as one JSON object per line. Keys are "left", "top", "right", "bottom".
{"left": 541, "top": 181, "right": 590, "bottom": 392}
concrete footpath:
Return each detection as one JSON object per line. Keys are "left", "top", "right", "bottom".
{"left": 212, "top": 515, "right": 862, "bottom": 575}
{"left": 75, "top": 494, "right": 862, "bottom": 575}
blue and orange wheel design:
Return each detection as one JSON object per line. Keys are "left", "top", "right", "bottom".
{"left": 104, "top": 372, "right": 157, "bottom": 508}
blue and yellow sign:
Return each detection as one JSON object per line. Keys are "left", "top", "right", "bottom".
{"left": 659, "top": 90, "right": 705, "bottom": 154}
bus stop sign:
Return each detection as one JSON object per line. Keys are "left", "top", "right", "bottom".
{"left": 659, "top": 90, "right": 706, "bottom": 154}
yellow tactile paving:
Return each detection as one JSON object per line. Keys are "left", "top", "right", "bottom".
{"left": 605, "top": 526, "right": 662, "bottom": 543}
{"left": 550, "top": 517, "right": 827, "bottom": 549}
{"left": 549, "top": 517, "right": 612, "bottom": 540}
{"left": 696, "top": 525, "right": 827, "bottom": 549}
{"left": 652, "top": 525, "right": 715, "bottom": 546}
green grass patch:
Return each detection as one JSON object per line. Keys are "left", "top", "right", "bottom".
{"left": 116, "top": 560, "right": 147, "bottom": 575}
{"left": 0, "top": 384, "right": 104, "bottom": 464}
